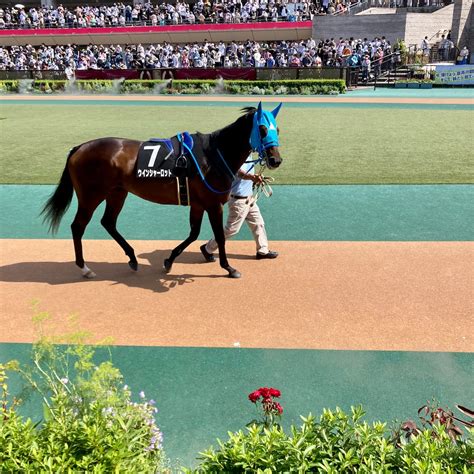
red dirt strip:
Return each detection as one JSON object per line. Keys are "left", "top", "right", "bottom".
{"left": 1, "top": 240, "right": 472, "bottom": 352}
{"left": 1, "top": 94, "right": 473, "bottom": 105}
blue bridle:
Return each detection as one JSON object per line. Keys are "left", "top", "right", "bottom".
{"left": 249, "top": 102, "right": 282, "bottom": 162}
{"left": 177, "top": 102, "right": 283, "bottom": 194}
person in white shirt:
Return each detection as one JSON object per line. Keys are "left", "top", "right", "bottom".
{"left": 457, "top": 46, "right": 469, "bottom": 65}
{"left": 201, "top": 160, "right": 278, "bottom": 261}
{"left": 438, "top": 35, "right": 448, "bottom": 61}
{"left": 421, "top": 36, "right": 430, "bottom": 63}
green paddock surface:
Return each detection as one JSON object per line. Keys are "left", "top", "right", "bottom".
{"left": 2, "top": 343, "right": 473, "bottom": 469}
{"left": 1, "top": 184, "right": 473, "bottom": 241}
{"left": 0, "top": 103, "right": 473, "bottom": 185}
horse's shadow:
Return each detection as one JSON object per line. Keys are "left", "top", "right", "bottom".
{"left": 0, "top": 249, "right": 254, "bottom": 293}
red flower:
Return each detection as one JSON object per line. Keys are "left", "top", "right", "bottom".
{"left": 249, "top": 387, "right": 282, "bottom": 407}
{"left": 248, "top": 390, "right": 261, "bottom": 403}
{"left": 258, "top": 387, "right": 272, "bottom": 400}
{"left": 274, "top": 402, "right": 283, "bottom": 415}
{"left": 269, "top": 388, "right": 281, "bottom": 398}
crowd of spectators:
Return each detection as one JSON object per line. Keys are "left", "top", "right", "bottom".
{"left": 0, "top": 0, "right": 348, "bottom": 30}
{"left": 366, "top": 0, "right": 448, "bottom": 6}
{"left": 0, "top": 0, "right": 454, "bottom": 30}
{"left": 0, "top": 37, "right": 397, "bottom": 73}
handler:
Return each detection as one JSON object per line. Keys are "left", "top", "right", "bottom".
{"left": 201, "top": 160, "right": 278, "bottom": 260}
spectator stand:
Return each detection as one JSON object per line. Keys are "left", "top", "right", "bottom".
{"left": 0, "top": 37, "right": 400, "bottom": 86}
{"left": 0, "top": 1, "right": 317, "bottom": 30}
{"left": 0, "top": 0, "right": 449, "bottom": 30}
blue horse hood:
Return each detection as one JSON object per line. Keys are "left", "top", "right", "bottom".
{"left": 249, "top": 103, "right": 281, "bottom": 152}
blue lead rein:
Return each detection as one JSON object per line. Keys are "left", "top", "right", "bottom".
{"left": 178, "top": 133, "right": 258, "bottom": 195}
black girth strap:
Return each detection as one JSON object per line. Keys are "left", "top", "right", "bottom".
{"left": 174, "top": 133, "right": 190, "bottom": 206}
{"left": 176, "top": 176, "right": 190, "bottom": 206}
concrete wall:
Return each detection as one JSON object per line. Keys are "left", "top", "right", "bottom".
{"left": 467, "top": 2, "right": 474, "bottom": 63}
{"left": 405, "top": 5, "right": 454, "bottom": 45}
{"left": 312, "top": 3, "right": 459, "bottom": 47}
{"left": 451, "top": 0, "right": 473, "bottom": 52}
{"left": 312, "top": 11, "right": 407, "bottom": 44}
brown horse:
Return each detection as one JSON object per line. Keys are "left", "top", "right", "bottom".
{"left": 41, "top": 103, "right": 283, "bottom": 279}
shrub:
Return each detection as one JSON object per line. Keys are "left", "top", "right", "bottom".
{"left": 0, "top": 315, "right": 167, "bottom": 472}
{"left": 225, "top": 83, "right": 244, "bottom": 94}
{"left": 0, "top": 78, "right": 346, "bottom": 96}
{"left": 274, "top": 86, "right": 288, "bottom": 95}
{"left": 192, "top": 406, "right": 473, "bottom": 472}
{"left": 0, "top": 80, "right": 19, "bottom": 93}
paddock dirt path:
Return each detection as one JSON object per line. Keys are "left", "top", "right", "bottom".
{"left": 2, "top": 94, "right": 473, "bottom": 105}
{"left": 1, "top": 239, "right": 472, "bottom": 352}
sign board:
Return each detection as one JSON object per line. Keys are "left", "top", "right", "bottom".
{"left": 434, "top": 65, "right": 474, "bottom": 85}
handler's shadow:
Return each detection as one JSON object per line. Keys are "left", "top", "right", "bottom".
{"left": 138, "top": 248, "right": 255, "bottom": 267}
{"left": 0, "top": 249, "right": 253, "bottom": 293}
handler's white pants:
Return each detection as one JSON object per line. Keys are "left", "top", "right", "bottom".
{"left": 205, "top": 196, "right": 269, "bottom": 254}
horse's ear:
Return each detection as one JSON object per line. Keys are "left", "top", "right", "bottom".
{"left": 271, "top": 103, "right": 282, "bottom": 118}
{"left": 256, "top": 102, "right": 263, "bottom": 121}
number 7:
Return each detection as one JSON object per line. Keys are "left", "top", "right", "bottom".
{"left": 144, "top": 145, "right": 161, "bottom": 167}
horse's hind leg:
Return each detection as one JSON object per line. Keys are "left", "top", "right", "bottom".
{"left": 163, "top": 206, "right": 204, "bottom": 273}
{"left": 101, "top": 189, "right": 137, "bottom": 271}
{"left": 71, "top": 199, "right": 102, "bottom": 278}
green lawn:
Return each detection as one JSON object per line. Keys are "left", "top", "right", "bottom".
{"left": 0, "top": 104, "right": 473, "bottom": 184}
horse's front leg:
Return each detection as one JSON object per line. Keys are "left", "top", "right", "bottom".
{"left": 163, "top": 205, "right": 204, "bottom": 273}
{"left": 207, "top": 205, "right": 241, "bottom": 279}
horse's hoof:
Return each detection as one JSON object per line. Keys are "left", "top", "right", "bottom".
{"left": 228, "top": 269, "right": 241, "bottom": 279}
{"left": 163, "top": 259, "right": 172, "bottom": 274}
{"left": 81, "top": 265, "right": 96, "bottom": 279}
{"left": 129, "top": 260, "right": 138, "bottom": 271}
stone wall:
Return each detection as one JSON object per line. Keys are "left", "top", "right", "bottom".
{"left": 451, "top": 0, "right": 473, "bottom": 61}
{"left": 404, "top": 4, "right": 454, "bottom": 45}
{"left": 312, "top": 11, "right": 407, "bottom": 44}
{"left": 312, "top": 1, "right": 471, "bottom": 52}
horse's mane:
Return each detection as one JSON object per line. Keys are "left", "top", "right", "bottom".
{"left": 199, "top": 106, "right": 255, "bottom": 173}
{"left": 205, "top": 107, "right": 256, "bottom": 143}
{"left": 240, "top": 106, "right": 256, "bottom": 116}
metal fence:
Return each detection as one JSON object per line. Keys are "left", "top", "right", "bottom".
{"left": 0, "top": 70, "right": 66, "bottom": 80}
{"left": 407, "top": 44, "right": 459, "bottom": 63}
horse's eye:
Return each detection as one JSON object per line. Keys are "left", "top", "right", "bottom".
{"left": 259, "top": 125, "right": 267, "bottom": 138}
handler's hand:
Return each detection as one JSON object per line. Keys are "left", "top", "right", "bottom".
{"left": 252, "top": 175, "right": 264, "bottom": 185}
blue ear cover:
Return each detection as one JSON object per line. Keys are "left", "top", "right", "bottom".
{"left": 257, "top": 101, "right": 263, "bottom": 121}
{"left": 271, "top": 103, "right": 282, "bottom": 118}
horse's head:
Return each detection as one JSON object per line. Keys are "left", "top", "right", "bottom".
{"left": 249, "top": 102, "right": 283, "bottom": 170}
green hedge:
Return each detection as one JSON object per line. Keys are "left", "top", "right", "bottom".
{"left": 0, "top": 78, "right": 346, "bottom": 95}
{"left": 191, "top": 409, "right": 473, "bottom": 472}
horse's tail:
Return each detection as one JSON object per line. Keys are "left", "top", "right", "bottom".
{"left": 41, "top": 145, "right": 80, "bottom": 234}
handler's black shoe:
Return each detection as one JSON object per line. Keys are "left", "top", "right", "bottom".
{"left": 200, "top": 244, "right": 216, "bottom": 262}
{"left": 256, "top": 251, "right": 278, "bottom": 260}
